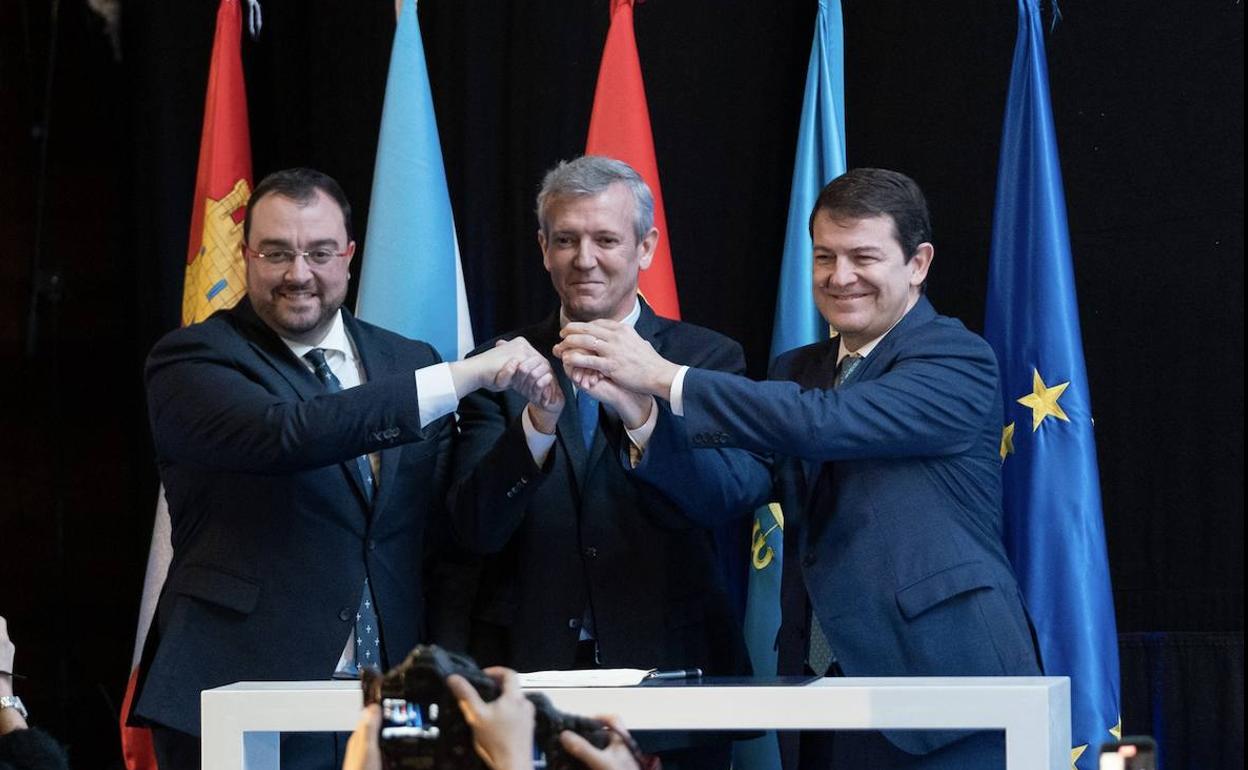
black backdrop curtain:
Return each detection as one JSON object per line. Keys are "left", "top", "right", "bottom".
{"left": 1, "top": 0, "right": 1242, "bottom": 766}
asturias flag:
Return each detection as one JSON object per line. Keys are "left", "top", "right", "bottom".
{"left": 735, "top": 3, "right": 845, "bottom": 770}
{"left": 984, "top": 2, "right": 1122, "bottom": 767}
{"left": 122, "top": 2, "right": 253, "bottom": 768}
{"left": 585, "top": 0, "right": 680, "bottom": 320}
{"left": 357, "top": 0, "right": 473, "bottom": 361}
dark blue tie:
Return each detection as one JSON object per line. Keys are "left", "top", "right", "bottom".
{"left": 835, "top": 353, "right": 864, "bottom": 388}
{"left": 577, "top": 388, "right": 599, "bottom": 450}
{"left": 304, "top": 347, "right": 383, "bottom": 672}
{"left": 304, "top": 348, "right": 375, "bottom": 503}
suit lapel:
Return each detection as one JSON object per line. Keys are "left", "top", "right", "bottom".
{"left": 797, "top": 298, "right": 937, "bottom": 517}
{"left": 792, "top": 339, "right": 839, "bottom": 515}
{"left": 235, "top": 301, "right": 374, "bottom": 510}
{"left": 349, "top": 314, "right": 402, "bottom": 516}
{"left": 233, "top": 299, "right": 324, "bottom": 402}
{"left": 584, "top": 300, "right": 659, "bottom": 476}
{"left": 850, "top": 295, "right": 936, "bottom": 384}
{"left": 530, "top": 313, "right": 593, "bottom": 494}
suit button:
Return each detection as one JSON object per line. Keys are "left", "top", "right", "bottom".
{"left": 568, "top": 618, "right": 581, "bottom": 630}
{"left": 367, "top": 539, "right": 377, "bottom": 552}
{"left": 583, "top": 546, "right": 598, "bottom": 559}
{"left": 803, "top": 554, "right": 816, "bottom": 567}
{"left": 338, "top": 607, "right": 353, "bottom": 622}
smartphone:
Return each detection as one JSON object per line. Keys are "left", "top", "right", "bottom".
{"left": 1099, "top": 736, "right": 1158, "bottom": 770}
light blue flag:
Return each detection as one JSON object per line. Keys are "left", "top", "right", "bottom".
{"left": 735, "top": 3, "right": 844, "bottom": 770}
{"left": 984, "top": 2, "right": 1121, "bottom": 767}
{"left": 357, "top": 0, "right": 473, "bottom": 362}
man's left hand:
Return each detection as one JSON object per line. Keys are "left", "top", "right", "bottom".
{"left": 554, "top": 320, "right": 681, "bottom": 401}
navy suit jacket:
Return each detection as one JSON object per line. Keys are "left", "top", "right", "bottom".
{"left": 682, "top": 297, "right": 1041, "bottom": 757}
{"left": 132, "top": 299, "right": 453, "bottom": 736}
{"left": 441, "top": 302, "right": 767, "bottom": 678}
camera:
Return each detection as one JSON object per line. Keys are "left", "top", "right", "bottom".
{"left": 362, "top": 645, "right": 620, "bottom": 770}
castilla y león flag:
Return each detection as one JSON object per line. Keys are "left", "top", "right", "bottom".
{"left": 181, "top": 0, "right": 253, "bottom": 326}
{"left": 121, "top": 2, "right": 252, "bottom": 768}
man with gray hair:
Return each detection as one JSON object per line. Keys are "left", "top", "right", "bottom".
{"left": 441, "top": 155, "right": 767, "bottom": 763}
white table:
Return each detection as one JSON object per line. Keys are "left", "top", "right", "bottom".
{"left": 201, "top": 676, "right": 1070, "bottom": 770}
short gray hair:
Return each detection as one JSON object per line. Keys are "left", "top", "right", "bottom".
{"left": 536, "top": 155, "right": 655, "bottom": 243}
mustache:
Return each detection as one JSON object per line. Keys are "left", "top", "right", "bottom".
{"left": 275, "top": 281, "right": 316, "bottom": 292}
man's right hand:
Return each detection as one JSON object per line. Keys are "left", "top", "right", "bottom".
{"left": 498, "top": 339, "right": 565, "bottom": 434}
{"left": 448, "top": 338, "right": 564, "bottom": 417}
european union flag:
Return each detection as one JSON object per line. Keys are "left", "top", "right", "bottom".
{"left": 357, "top": 0, "right": 474, "bottom": 362}
{"left": 984, "top": 2, "right": 1121, "bottom": 767}
{"left": 734, "top": 3, "right": 844, "bottom": 770}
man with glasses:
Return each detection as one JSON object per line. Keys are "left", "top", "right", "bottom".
{"left": 130, "top": 167, "right": 542, "bottom": 769}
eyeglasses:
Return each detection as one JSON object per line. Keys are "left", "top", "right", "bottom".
{"left": 244, "top": 246, "right": 349, "bottom": 266}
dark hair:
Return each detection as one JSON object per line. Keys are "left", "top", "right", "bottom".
{"left": 808, "top": 168, "right": 932, "bottom": 261}
{"left": 243, "top": 167, "right": 354, "bottom": 243}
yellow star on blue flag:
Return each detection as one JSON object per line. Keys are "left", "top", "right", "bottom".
{"left": 1018, "top": 368, "right": 1070, "bottom": 431}
{"left": 982, "top": 2, "right": 1120, "bottom": 766}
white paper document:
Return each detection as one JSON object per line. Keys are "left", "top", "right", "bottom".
{"left": 517, "top": 668, "right": 653, "bottom": 687}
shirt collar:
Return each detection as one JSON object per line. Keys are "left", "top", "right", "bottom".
{"left": 559, "top": 296, "right": 642, "bottom": 329}
{"left": 836, "top": 303, "right": 911, "bottom": 365}
{"left": 280, "top": 309, "right": 356, "bottom": 365}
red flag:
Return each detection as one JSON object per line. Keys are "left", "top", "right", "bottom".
{"left": 586, "top": 0, "right": 680, "bottom": 319}
{"left": 181, "top": 0, "right": 254, "bottom": 325}
{"left": 121, "top": 2, "right": 252, "bottom": 766}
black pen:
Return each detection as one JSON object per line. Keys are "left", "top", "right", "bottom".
{"left": 645, "top": 668, "right": 703, "bottom": 681}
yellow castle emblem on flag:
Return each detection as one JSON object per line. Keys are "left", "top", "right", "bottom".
{"left": 183, "top": 178, "right": 251, "bottom": 326}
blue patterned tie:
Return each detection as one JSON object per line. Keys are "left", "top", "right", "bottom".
{"left": 808, "top": 353, "right": 865, "bottom": 675}
{"left": 834, "top": 353, "right": 864, "bottom": 388}
{"left": 304, "top": 348, "right": 383, "bottom": 672}
{"left": 304, "top": 348, "right": 375, "bottom": 502}
{"left": 577, "top": 388, "right": 599, "bottom": 449}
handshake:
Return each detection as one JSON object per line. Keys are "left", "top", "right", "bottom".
{"left": 449, "top": 320, "right": 681, "bottom": 433}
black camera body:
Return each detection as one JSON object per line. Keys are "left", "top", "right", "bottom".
{"left": 362, "top": 645, "right": 614, "bottom": 770}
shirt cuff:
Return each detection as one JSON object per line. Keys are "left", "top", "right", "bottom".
{"left": 624, "top": 397, "right": 659, "bottom": 452}
{"left": 415, "top": 362, "right": 458, "bottom": 428}
{"left": 521, "top": 405, "right": 558, "bottom": 466}
{"left": 669, "top": 366, "right": 691, "bottom": 417}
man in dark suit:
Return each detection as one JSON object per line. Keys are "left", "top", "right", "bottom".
{"left": 132, "top": 168, "right": 534, "bottom": 769}
{"left": 443, "top": 156, "right": 767, "bottom": 762}
{"left": 557, "top": 168, "right": 1042, "bottom": 769}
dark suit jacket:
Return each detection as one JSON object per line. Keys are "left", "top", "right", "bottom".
{"left": 682, "top": 297, "right": 1041, "bottom": 758}
{"left": 132, "top": 299, "right": 453, "bottom": 736}
{"left": 441, "top": 302, "right": 766, "bottom": 678}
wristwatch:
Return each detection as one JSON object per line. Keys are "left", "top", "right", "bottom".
{"left": 0, "top": 695, "right": 27, "bottom": 719}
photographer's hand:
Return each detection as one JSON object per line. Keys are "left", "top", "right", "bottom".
{"left": 342, "top": 704, "right": 382, "bottom": 770}
{"left": 0, "top": 616, "right": 29, "bottom": 736}
{"left": 559, "top": 715, "right": 643, "bottom": 770}
{"left": 447, "top": 667, "right": 535, "bottom": 770}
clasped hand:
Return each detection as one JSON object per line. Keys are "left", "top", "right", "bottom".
{"left": 553, "top": 320, "right": 681, "bottom": 414}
